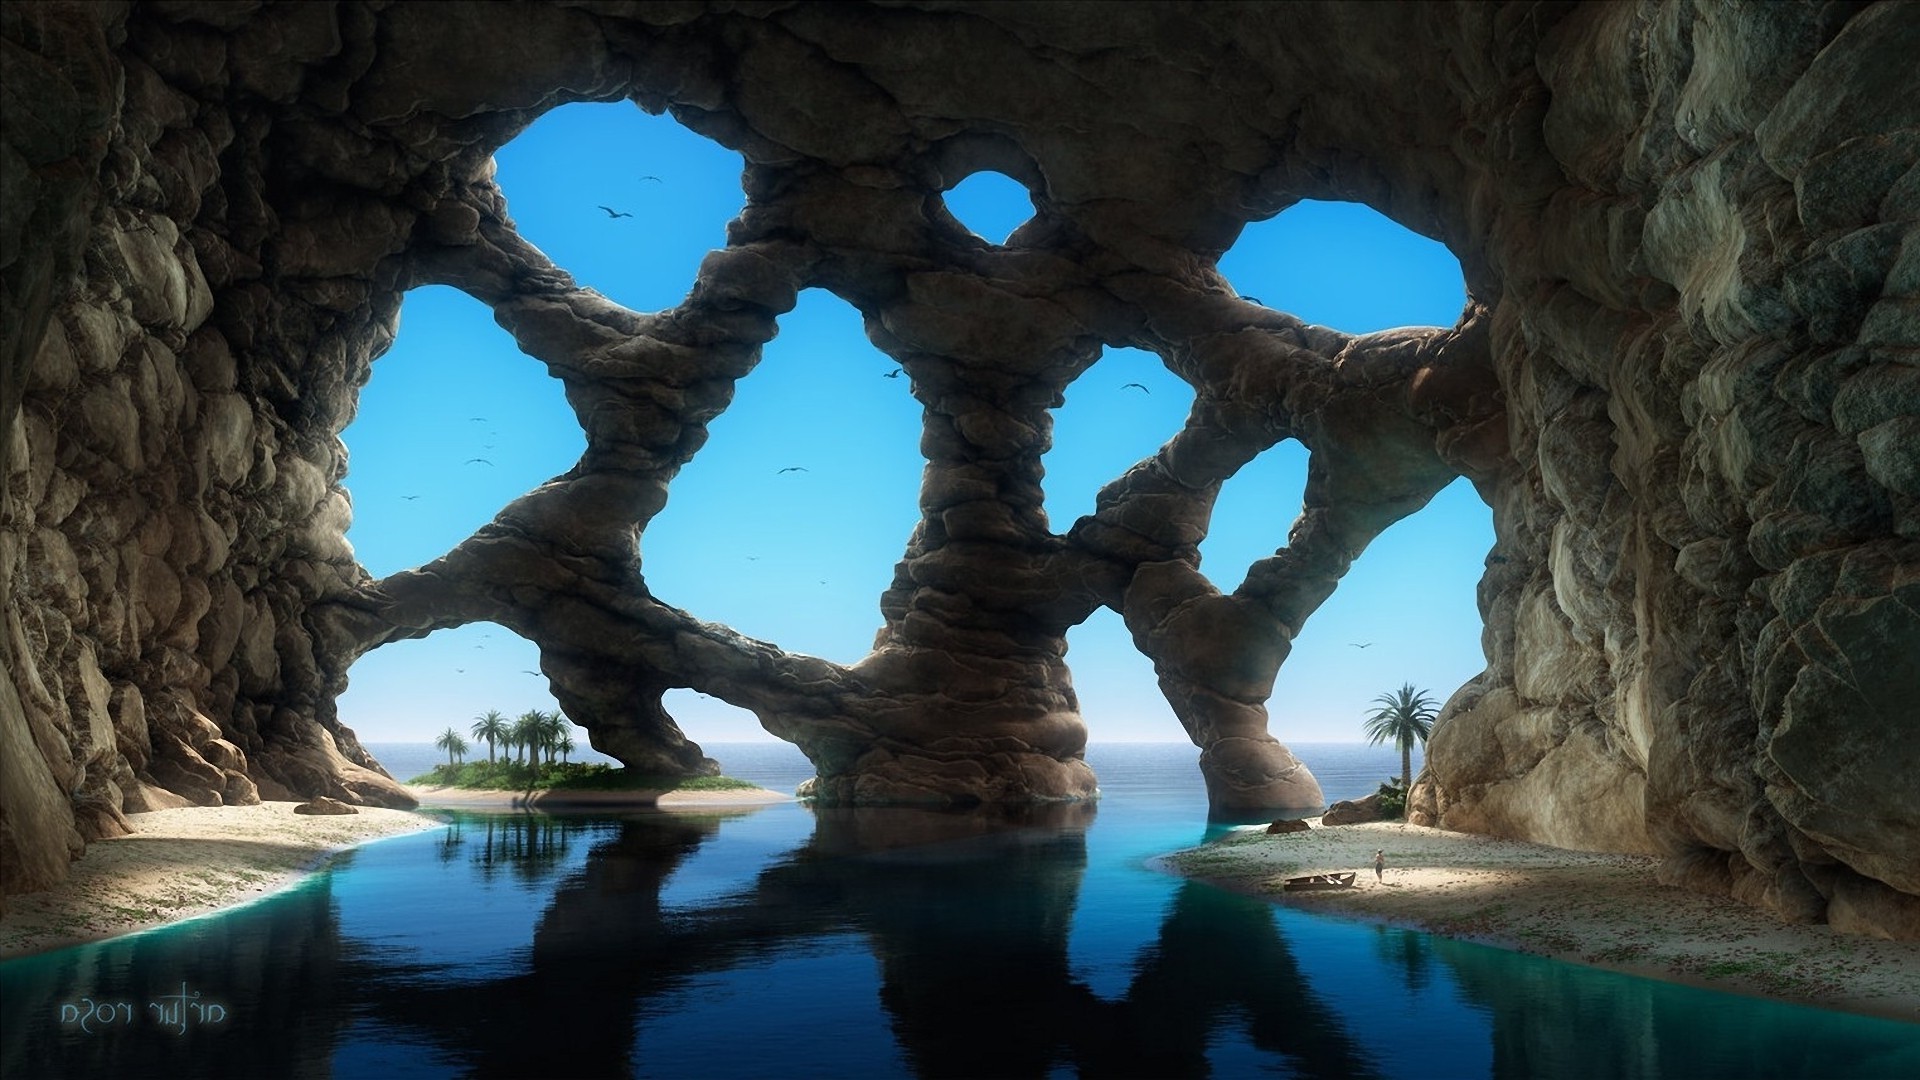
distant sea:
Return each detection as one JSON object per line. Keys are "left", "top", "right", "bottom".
{"left": 363, "top": 739, "right": 1421, "bottom": 809}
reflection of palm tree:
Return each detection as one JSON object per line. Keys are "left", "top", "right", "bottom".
{"left": 470, "top": 710, "right": 508, "bottom": 765}
{"left": 435, "top": 727, "right": 468, "bottom": 769}
{"left": 1364, "top": 683, "right": 1437, "bottom": 802}
{"left": 436, "top": 819, "right": 466, "bottom": 864}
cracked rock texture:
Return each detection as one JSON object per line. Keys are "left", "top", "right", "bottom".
{"left": 1, "top": 2, "right": 1914, "bottom": 937}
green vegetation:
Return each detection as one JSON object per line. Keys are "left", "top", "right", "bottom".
{"left": 1375, "top": 780, "right": 1408, "bottom": 819}
{"left": 435, "top": 727, "right": 469, "bottom": 768}
{"left": 407, "top": 759, "right": 758, "bottom": 793}
{"left": 1363, "top": 683, "right": 1438, "bottom": 818}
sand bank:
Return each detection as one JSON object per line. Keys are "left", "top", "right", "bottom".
{"left": 1158, "top": 819, "right": 1920, "bottom": 1023}
{"left": 406, "top": 784, "right": 793, "bottom": 810}
{"left": 0, "top": 803, "right": 437, "bottom": 960}
{"left": 0, "top": 785, "right": 793, "bottom": 959}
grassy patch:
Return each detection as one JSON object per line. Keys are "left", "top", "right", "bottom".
{"left": 408, "top": 761, "right": 758, "bottom": 793}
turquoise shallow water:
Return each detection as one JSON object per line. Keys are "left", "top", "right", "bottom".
{"left": 3, "top": 743, "right": 1916, "bottom": 1078}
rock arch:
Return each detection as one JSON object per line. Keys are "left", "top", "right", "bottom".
{"left": 2, "top": 2, "right": 1913, "bottom": 938}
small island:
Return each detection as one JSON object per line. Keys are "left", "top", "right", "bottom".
{"left": 405, "top": 760, "right": 791, "bottom": 810}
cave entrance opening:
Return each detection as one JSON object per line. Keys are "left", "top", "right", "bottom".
{"left": 942, "top": 169, "right": 1036, "bottom": 245}
{"left": 334, "top": 620, "right": 594, "bottom": 774}
{"left": 1199, "top": 197, "right": 1485, "bottom": 764}
{"left": 336, "top": 101, "right": 756, "bottom": 752}
{"left": 640, "top": 286, "right": 922, "bottom": 678}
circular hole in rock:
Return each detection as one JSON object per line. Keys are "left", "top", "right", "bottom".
{"left": 941, "top": 169, "right": 1036, "bottom": 245}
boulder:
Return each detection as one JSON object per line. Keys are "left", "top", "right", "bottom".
{"left": 292, "top": 796, "right": 358, "bottom": 816}
{"left": 1322, "top": 794, "right": 1388, "bottom": 826}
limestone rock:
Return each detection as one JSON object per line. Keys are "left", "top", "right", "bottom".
{"left": 2, "top": 1, "right": 1915, "bottom": 939}
{"left": 292, "top": 796, "right": 358, "bottom": 816}
{"left": 1322, "top": 794, "right": 1388, "bottom": 827}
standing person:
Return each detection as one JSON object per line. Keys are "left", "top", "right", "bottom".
{"left": 1374, "top": 849, "right": 1385, "bottom": 883}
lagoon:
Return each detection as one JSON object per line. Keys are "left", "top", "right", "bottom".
{"left": 3, "top": 743, "right": 1915, "bottom": 1078}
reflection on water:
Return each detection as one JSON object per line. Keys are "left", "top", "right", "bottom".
{"left": 4, "top": 802, "right": 1916, "bottom": 1079}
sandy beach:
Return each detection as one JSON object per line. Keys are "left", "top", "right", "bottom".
{"left": 405, "top": 783, "right": 793, "bottom": 810}
{"left": 1159, "top": 818, "right": 1920, "bottom": 1023}
{"left": 0, "top": 803, "right": 438, "bottom": 960}
{"left": 0, "top": 784, "right": 793, "bottom": 960}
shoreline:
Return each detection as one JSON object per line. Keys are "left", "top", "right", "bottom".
{"left": 0, "top": 784, "right": 794, "bottom": 960}
{"left": 0, "top": 802, "right": 439, "bottom": 961}
{"left": 405, "top": 783, "right": 793, "bottom": 810}
{"left": 1156, "top": 818, "right": 1920, "bottom": 1024}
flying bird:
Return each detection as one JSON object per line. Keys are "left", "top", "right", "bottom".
{"left": 1241, "top": 294, "right": 1264, "bottom": 305}
{"left": 465, "top": 457, "right": 493, "bottom": 466}
{"left": 522, "top": 670, "right": 541, "bottom": 677}
{"left": 1349, "top": 642, "right": 1374, "bottom": 649}
{"left": 883, "top": 368, "right": 903, "bottom": 379}
{"left": 777, "top": 466, "right": 809, "bottom": 473}
{"left": 1121, "top": 382, "right": 1150, "bottom": 393}
{"left": 639, "top": 175, "right": 663, "bottom": 183}
{"left": 469, "top": 416, "right": 488, "bottom": 422}
{"left": 746, "top": 556, "right": 760, "bottom": 561}
{"left": 598, "top": 205, "right": 633, "bottom": 218}
{"left": 400, "top": 495, "right": 420, "bottom": 501}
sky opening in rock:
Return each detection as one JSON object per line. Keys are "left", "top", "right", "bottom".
{"left": 336, "top": 101, "right": 1489, "bottom": 744}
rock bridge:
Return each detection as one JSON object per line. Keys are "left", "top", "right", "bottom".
{"left": 2, "top": 2, "right": 1914, "bottom": 938}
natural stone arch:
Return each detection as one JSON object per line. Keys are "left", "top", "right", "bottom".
{"left": 3, "top": 2, "right": 1914, "bottom": 940}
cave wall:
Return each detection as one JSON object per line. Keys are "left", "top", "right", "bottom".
{"left": 1, "top": 1, "right": 1914, "bottom": 937}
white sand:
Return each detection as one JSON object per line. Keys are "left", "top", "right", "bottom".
{"left": 0, "top": 785, "right": 793, "bottom": 959}
{"left": 406, "top": 784, "right": 792, "bottom": 810}
{"left": 0, "top": 802, "right": 437, "bottom": 959}
{"left": 1159, "top": 818, "right": 1920, "bottom": 1022}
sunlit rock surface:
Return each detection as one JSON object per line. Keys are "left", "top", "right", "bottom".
{"left": 2, "top": 2, "right": 1914, "bottom": 937}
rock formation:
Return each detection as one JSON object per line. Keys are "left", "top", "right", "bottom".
{"left": 2, "top": 2, "right": 1913, "bottom": 937}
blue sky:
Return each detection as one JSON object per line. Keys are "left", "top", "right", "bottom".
{"left": 336, "top": 102, "right": 1489, "bottom": 748}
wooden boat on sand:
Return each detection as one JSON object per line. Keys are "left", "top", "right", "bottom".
{"left": 1281, "top": 871, "right": 1357, "bottom": 892}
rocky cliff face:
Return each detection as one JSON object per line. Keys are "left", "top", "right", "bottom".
{"left": 2, "top": 2, "right": 1913, "bottom": 937}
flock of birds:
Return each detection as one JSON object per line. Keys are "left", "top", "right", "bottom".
{"left": 595, "top": 175, "right": 664, "bottom": 220}
{"left": 398, "top": 416, "right": 498, "bottom": 501}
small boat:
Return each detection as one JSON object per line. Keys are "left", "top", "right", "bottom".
{"left": 1281, "top": 871, "right": 1357, "bottom": 892}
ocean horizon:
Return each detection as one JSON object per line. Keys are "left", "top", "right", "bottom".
{"left": 364, "top": 739, "right": 1422, "bottom": 810}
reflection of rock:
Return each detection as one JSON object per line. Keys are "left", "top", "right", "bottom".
{"left": 3, "top": 3, "right": 1915, "bottom": 934}
{"left": 804, "top": 801, "right": 1096, "bottom": 856}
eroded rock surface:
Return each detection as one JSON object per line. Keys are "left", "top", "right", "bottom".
{"left": 2, "top": 2, "right": 1914, "bottom": 937}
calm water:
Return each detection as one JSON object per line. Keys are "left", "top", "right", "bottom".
{"left": 3, "top": 743, "right": 1915, "bottom": 1079}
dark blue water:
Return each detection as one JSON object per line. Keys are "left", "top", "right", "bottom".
{"left": 4, "top": 744, "right": 1915, "bottom": 1079}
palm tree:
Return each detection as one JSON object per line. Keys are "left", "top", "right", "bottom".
{"left": 435, "top": 727, "right": 469, "bottom": 769}
{"left": 514, "top": 710, "right": 548, "bottom": 770}
{"left": 470, "top": 710, "right": 508, "bottom": 765}
{"left": 557, "top": 731, "right": 575, "bottom": 765}
{"left": 1363, "top": 683, "right": 1438, "bottom": 809}
{"left": 539, "top": 711, "right": 567, "bottom": 767}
